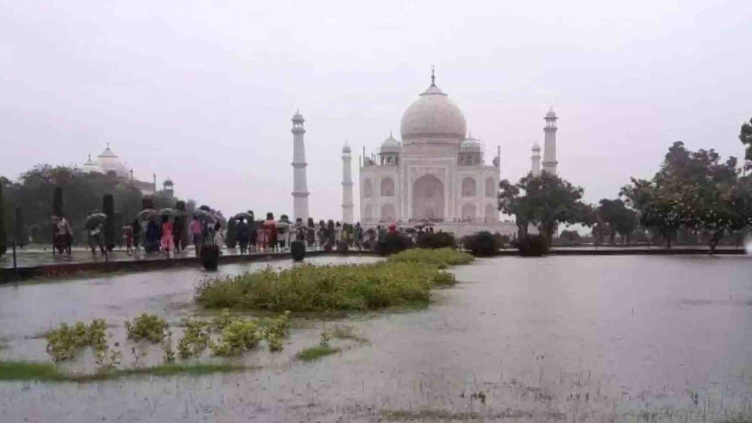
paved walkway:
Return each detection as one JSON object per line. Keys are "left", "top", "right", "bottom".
{"left": 0, "top": 245, "right": 315, "bottom": 269}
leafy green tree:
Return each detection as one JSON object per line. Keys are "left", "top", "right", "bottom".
{"left": 0, "top": 183, "right": 6, "bottom": 257}
{"left": 1, "top": 164, "right": 195, "bottom": 245}
{"left": 597, "top": 199, "right": 638, "bottom": 244}
{"left": 14, "top": 207, "right": 25, "bottom": 248}
{"left": 103, "top": 194, "right": 115, "bottom": 251}
{"left": 499, "top": 172, "right": 590, "bottom": 243}
{"left": 740, "top": 117, "right": 752, "bottom": 168}
{"left": 622, "top": 141, "right": 747, "bottom": 252}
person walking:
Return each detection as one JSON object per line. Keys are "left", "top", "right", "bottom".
{"left": 354, "top": 222, "right": 363, "bottom": 251}
{"left": 263, "top": 213, "right": 277, "bottom": 253}
{"left": 249, "top": 219, "right": 258, "bottom": 253}
{"left": 318, "top": 220, "right": 327, "bottom": 250}
{"left": 173, "top": 216, "right": 184, "bottom": 254}
{"left": 145, "top": 219, "right": 161, "bottom": 253}
{"left": 160, "top": 215, "right": 174, "bottom": 257}
{"left": 212, "top": 222, "right": 224, "bottom": 250}
{"left": 88, "top": 222, "right": 104, "bottom": 256}
{"left": 236, "top": 218, "right": 250, "bottom": 254}
{"left": 306, "top": 218, "right": 315, "bottom": 248}
{"left": 57, "top": 215, "right": 72, "bottom": 255}
{"left": 130, "top": 219, "right": 141, "bottom": 252}
{"left": 189, "top": 215, "right": 203, "bottom": 257}
{"left": 123, "top": 223, "right": 134, "bottom": 253}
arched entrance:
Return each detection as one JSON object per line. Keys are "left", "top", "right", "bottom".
{"left": 412, "top": 174, "right": 444, "bottom": 221}
{"left": 461, "top": 203, "right": 476, "bottom": 221}
{"left": 380, "top": 203, "right": 396, "bottom": 222}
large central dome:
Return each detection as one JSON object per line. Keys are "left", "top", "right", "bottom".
{"left": 400, "top": 81, "right": 467, "bottom": 145}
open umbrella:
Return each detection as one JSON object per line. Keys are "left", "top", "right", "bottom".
{"left": 234, "top": 212, "right": 253, "bottom": 221}
{"left": 138, "top": 208, "right": 158, "bottom": 221}
{"left": 85, "top": 213, "right": 108, "bottom": 230}
{"left": 194, "top": 209, "right": 217, "bottom": 224}
{"left": 159, "top": 208, "right": 184, "bottom": 218}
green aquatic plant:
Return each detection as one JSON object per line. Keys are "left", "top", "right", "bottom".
{"left": 387, "top": 248, "right": 473, "bottom": 268}
{"left": 209, "top": 320, "right": 262, "bottom": 357}
{"left": 319, "top": 330, "right": 331, "bottom": 348}
{"left": 196, "top": 262, "right": 456, "bottom": 313}
{"left": 177, "top": 319, "right": 211, "bottom": 359}
{"left": 45, "top": 319, "right": 109, "bottom": 362}
{"left": 295, "top": 345, "right": 340, "bottom": 362}
{"left": 124, "top": 313, "right": 168, "bottom": 343}
{"left": 0, "top": 361, "right": 251, "bottom": 382}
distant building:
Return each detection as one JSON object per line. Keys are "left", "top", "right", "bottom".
{"left": 80, "top": 144, "right": 173, "bottom": 197}
{"left": 356, "top": 71, "right": 516, "bottom": 237}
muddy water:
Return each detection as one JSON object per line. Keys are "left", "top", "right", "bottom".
{"left": 1, "top": 255, "right": 752, "bottom": 422}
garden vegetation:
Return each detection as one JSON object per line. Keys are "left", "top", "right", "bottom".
{"left": 387, "top": 248, "right": 473, "bottom": 268}
{"left": 195, "top": 261, "right": 458, "bottom": 313}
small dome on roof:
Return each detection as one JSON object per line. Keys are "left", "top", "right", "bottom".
{"left": 545, "top": 106, "right": 557, "bottom": 119}
{"left": 532, "top": 142, "right": 541, "bottom": 151}
{"left": 82, "top": 154, "right": 102, "bottom": 174}
{"left": 460, "top": 133, "right": 481, "bottom": 151}
{"left": 342, "top": 143, "right": 351, "bottom": 153}
{"left": 292, "top": 110, "right": 304, "bottom": 122}
{"left": 381, "top": 131, "right": 401, "bottom": 148}
{"left": 164, "top": 178, "right": 174, "bottom": 186}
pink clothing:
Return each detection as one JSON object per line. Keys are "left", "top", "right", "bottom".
{"left": 190, "top": 220, "right": 203, "bottom": 234}
{"left": 161, "top": 221, "right": 175, "bottom": 251}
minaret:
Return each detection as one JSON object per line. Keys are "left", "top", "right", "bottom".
{"left": 291, "top": 110, "right": 310, "bottom": 222}
{"left": 341, "top": 144, "right": 354, "bottom": 224}
{"left": 542, "top": 107, "right": 558, "bottom": 174}
{"left": 531, "top": 142, "right": 541, "bottom": 176}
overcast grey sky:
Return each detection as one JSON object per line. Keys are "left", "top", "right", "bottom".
{"left": 1, "top": 0, "right": 750, "bottom": 220}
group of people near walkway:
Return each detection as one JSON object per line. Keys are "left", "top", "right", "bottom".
{"left": 52, "top": 207, "right": 416, "bottom": 258}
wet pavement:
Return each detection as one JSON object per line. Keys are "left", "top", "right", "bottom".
{"left": 1, "top": 255, "right": 752, "bottom": 422}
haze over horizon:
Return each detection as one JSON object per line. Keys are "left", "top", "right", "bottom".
{"left": 2, "top": 0, "right": 750, "bottom": 221}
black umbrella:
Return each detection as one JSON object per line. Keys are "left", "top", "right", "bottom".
{"left": 234, "top": 212, "right": 253, "bottom": 221}
{"left": 194, "top": 209, "right": 217, "bottom": 224}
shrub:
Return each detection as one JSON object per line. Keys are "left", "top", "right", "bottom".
{"left": 291, "top": 240, "right": 306, "bottom": 261}
{"left": 195, "top": 262, "right": 454, "bottom": 312}
{"left": 375, "top": 233, "right": 412, "bottom": 256}
{"left": 0, "top": 184, "right": 5, "bottom": 257}
{"left": 337, "top": 240, "right": 349, "bottom": 254}
{"left": 209, "top": 320, "right": 262, "bottom": 356}
{"left": 514, "top": 234, "right": 550, "bottom": 257}
{"left": 125, "top": 313, "right": 168, "bottom": 343}
{"left": 201, "top": 245, "right": 220, "bottom": 270}
{"left": 388, "top": 248, "right": 473, "bottom": 268}
{"left": 461, "top": 231, "right": 498, "bottom": 257}
{"left": 416, "top": 232, "right": 456, "bottom": 249}
{"left": 46, "top": 319, "right": 108, "bottom": 362}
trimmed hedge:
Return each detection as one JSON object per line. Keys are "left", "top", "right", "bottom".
{"left": 513, "top": 234, "right": 549, "bottom": 257}
{"left": 291, "top": 240, "right": 306, "bottom": 261}
{"left": 416, "top": 232, "right": 456, "bottom": 249}
{"left": 375, "top": 233, "right": 412, "bottom": 256}
{"left": 461, "top": 231, "right": 498, "bottom": 257}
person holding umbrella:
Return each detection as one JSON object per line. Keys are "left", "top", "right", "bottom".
{"left": 236, "top": 217, "right": 250, "bottom": 254}
{"left": 262, "top": 213, "right": 276, "bottom": 253}
{"left": 189, "top": 215, "right": 204, "bottom": 257}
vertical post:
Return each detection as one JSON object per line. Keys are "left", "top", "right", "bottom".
{"left": 12, "top": 237, "right": 17, "bottom": 270}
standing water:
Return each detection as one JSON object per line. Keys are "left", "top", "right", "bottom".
{"left": 1, "top": 255, "right": 751, "bottom": 422}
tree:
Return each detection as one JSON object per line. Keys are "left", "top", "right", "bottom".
{"left": 14, "top": 207, "right": 25, "bottom": 248}
{"left": 0, "top": 184, "right": 6, "bottom": 257}
{"left": 741, "top": 117, "right": 752, "bottom": 168}
{"left": 52, "top": 186, "right": 63, "bottom": 217}
{"left": 597, "top": 199, "right": 637, "bottom": 245}
{"left": 499, "top": 172, "right": 590, "bottom": 243}
{"left": 622, "top": 141, "right": 748, "bottom": 252}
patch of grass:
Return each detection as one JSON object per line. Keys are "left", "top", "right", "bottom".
{"left": 0, "top": 361, "right": 59, "bottom": 381}
{"left": 295, "top": 346, "right": 340, "bottom": 362}
{"left": 0, "top": 361, "right": 250, "bottom": 383}
{"left": 387, "top": 248, "right": 474, "bottom": 268}
{"left": 196, "top": 262, "right": 454, "bottom": 313}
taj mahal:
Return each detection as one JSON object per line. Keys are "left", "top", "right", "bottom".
{"left": 290, "top": 71, "right": 559, "bottom": 238}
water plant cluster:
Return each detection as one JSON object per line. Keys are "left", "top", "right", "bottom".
{"left": 195, "top": 261, "right": 457, "bottom": 313}
{"left": 387, "top": 248, "right": 473, "bottom": 268}
{"left": 125, "top": 313, "right": 168, "bottom": 343}
{"left": 46, "top": 319, "right": 109, "bottom": 362}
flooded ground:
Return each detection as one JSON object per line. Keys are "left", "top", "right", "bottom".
{"left": 1, "top": 255, "right": 752, "bottom": 422}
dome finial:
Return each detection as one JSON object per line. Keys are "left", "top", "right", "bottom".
{"left": 430, "top": 65, "right": 436, "bottom": 86}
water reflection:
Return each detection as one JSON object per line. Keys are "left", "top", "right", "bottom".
{"left": 1, "top": 255, "right": 751, "bottom": 422}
